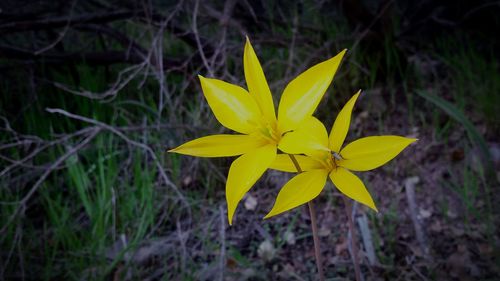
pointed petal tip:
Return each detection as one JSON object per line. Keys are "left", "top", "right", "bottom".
{"left": 351, "top": 90, "right": 362, "bottom": 102}
{"left": 355, "top": 197, "right": 379, "bottom": 212}
{"left": 244, "top": 36, "right": 253, "bottom": 51}
{"left": 263, "top": 211, "right": 276, "bottom": 220}
{"left": 322, "top": 49, "right": 347, "bottom": 66}
{"left": 352, "top": 90, "right": 362, "bottom": 100}
{"left": 337, "top": 48, "right": 347, "bottom": 58}
{"left": 167, "top": 145, "right": 182, "bottom": 153}
{"left": 354, "top": 196, "right": 378, "bottom": 212}
{"left": 405, "top": 137, "right": 419, "bottom": 145}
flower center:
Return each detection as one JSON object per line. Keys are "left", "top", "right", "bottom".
{"left": 257, "top": 119, "right": 281, "bottom": 144}
{"left": 324, "top": 151, "right": 342, "bottom": 170}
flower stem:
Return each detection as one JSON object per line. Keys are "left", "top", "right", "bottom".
{"left": 308, "top": 200, "right": 325, "bottom": 281}
{"left": 288, "top": 154, "right": 325, "bottom": 281}
{"left": 343, "top": 197, "right": 361, "bottom": 281}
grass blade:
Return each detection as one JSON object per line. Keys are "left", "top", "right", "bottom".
{"left": 417, "top": 90, "right": 496, "bottom": 183}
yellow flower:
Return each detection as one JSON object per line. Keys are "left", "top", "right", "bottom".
{"left": 169, "top": 37, "right": 346, "bottom": 224}
{"left": 265, "top": 91, "right": 417, "bottom": 218}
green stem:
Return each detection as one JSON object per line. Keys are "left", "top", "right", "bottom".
{"left": 288, "top": 154, "right": 325, "bottom": 281}
{"left": 343, "top": 197, "right": 361, "bottom": 281}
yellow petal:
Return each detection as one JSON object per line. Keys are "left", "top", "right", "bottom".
{"left": 329, "top": 91, "right": 361, "bottom": 152}
{"left": 339, "top": 136, "right": 417, "bottom": 171}
{"left": 168, "top": 134, "right": 267, "bottom": 157}
{"left": 329, "top": 167, "right": 377, "bottom": 211}
{"left": 244, "top": 37, "right": 276, "bottom": 123}
{"left": 269, "top": 154, "right": 324, "bottom": 172}
{"left": 226, "top": 145, "right": 276, "bottom": 225}
{"left": 277, "top": 49, "right": 346, "bottom": 132}
{"left": 278, "top": 116, "right": 329, "bottom": 157}
{"left": 199, "top": 75, "right": 261, "bottom": 134}
{"left": 265, "top": 169, "right": 328, "bottom": 219}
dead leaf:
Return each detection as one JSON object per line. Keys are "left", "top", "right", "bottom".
{"left": 430, "top": 220, "right": 443, "bottom": 232}
{"left": 257, "top": 240, "right": 276, "bottom": 262}
{"left": 419, "top": 208, "right": 432, "bottom": 219}
{"left": 244, "top": 194, "right": 258, "bottom": 211}
{"left": 446, "top": 244, "right": 473, "bottom": 280}
{"left": 335, "top": 237, "right": 349, "bottom": 255}
{"left": 477, "top": 243, "right": 493, "bottom": 256}
{"left": 283, "top": 231, "right": 296, "bottom": 245}
{"left": 447, "top": 209, "right": 458, "bottom": 219}
{"left": 318, "top": 226, "right": 331, "bottom": 237}
{"left": 182, "top": 175, "right": 192, "bottom": 186}
{"left": 450, "top": 148, "right": 465, "bottom": 162}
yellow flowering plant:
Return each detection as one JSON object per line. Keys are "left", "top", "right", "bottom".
{"left": 169, "top": 37, "right": 416, "bottom": 280}
{"left": 264, "top": 91, "right": 416, "bottom": 280}
{"left": 169, "top": 37, "right": 346, "bottom": 225}
{"left": 265, "top": 91, "right": 417, "bottom": 218}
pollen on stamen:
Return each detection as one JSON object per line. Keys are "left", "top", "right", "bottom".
{"left": 257, "top": 122, "right": 280, "bottom": 144}
{"left": 324, "top": 152, "right": 342, "bottom": 170}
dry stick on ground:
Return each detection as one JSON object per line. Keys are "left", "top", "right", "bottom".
{"left": 288, "top": 154, "right": 325, "bottom": 281}
{"left": 219, "top": 205, "right": 226, "bottom": 281}
{"left": 404, "top": 176, "right": 431, "bottom": 260}
{"left": 357, "top": 213, "right": 377, "bottom": 266}
{"left": 0, "top": 127, "right": 101, "bottom": 234}
{"left": 176, "top": 219, "right": 187, "bottom": 273}
{"left": 44, "top": 107, "right": 188, "bottom": 210}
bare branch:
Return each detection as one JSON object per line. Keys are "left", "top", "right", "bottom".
{"left": 0, "top": 127, "right": 101, "bottom": 234}
{"left": 44, "top": 108, "right": 188, "bottom": 208}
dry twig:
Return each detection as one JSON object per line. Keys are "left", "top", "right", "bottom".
{"left": 44, "top": 108, "right": 188, "bottom": 209}
{"left": 0, "top": 127, "right": 101, "bottom": 234}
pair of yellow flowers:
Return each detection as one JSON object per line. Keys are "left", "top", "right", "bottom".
{"left": 170, "top": 38, "right": 416, "bottom": 225}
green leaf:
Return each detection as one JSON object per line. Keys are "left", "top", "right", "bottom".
{"left": 417, "top": 90, "right": 496, "bottom": 183}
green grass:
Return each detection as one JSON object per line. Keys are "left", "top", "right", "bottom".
{"left": 435, "top": 39, "right": 500, "bottom": 125}
{"left": 4, "top": 133, "right": 160, "bottom": 279}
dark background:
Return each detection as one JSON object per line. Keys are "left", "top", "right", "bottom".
{"left": 1, "top": 0, "right": 499, "bottom": 280}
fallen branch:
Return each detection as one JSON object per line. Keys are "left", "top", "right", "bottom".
{"left": 404, "top": 176, "right": 432, "bottom": 260}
